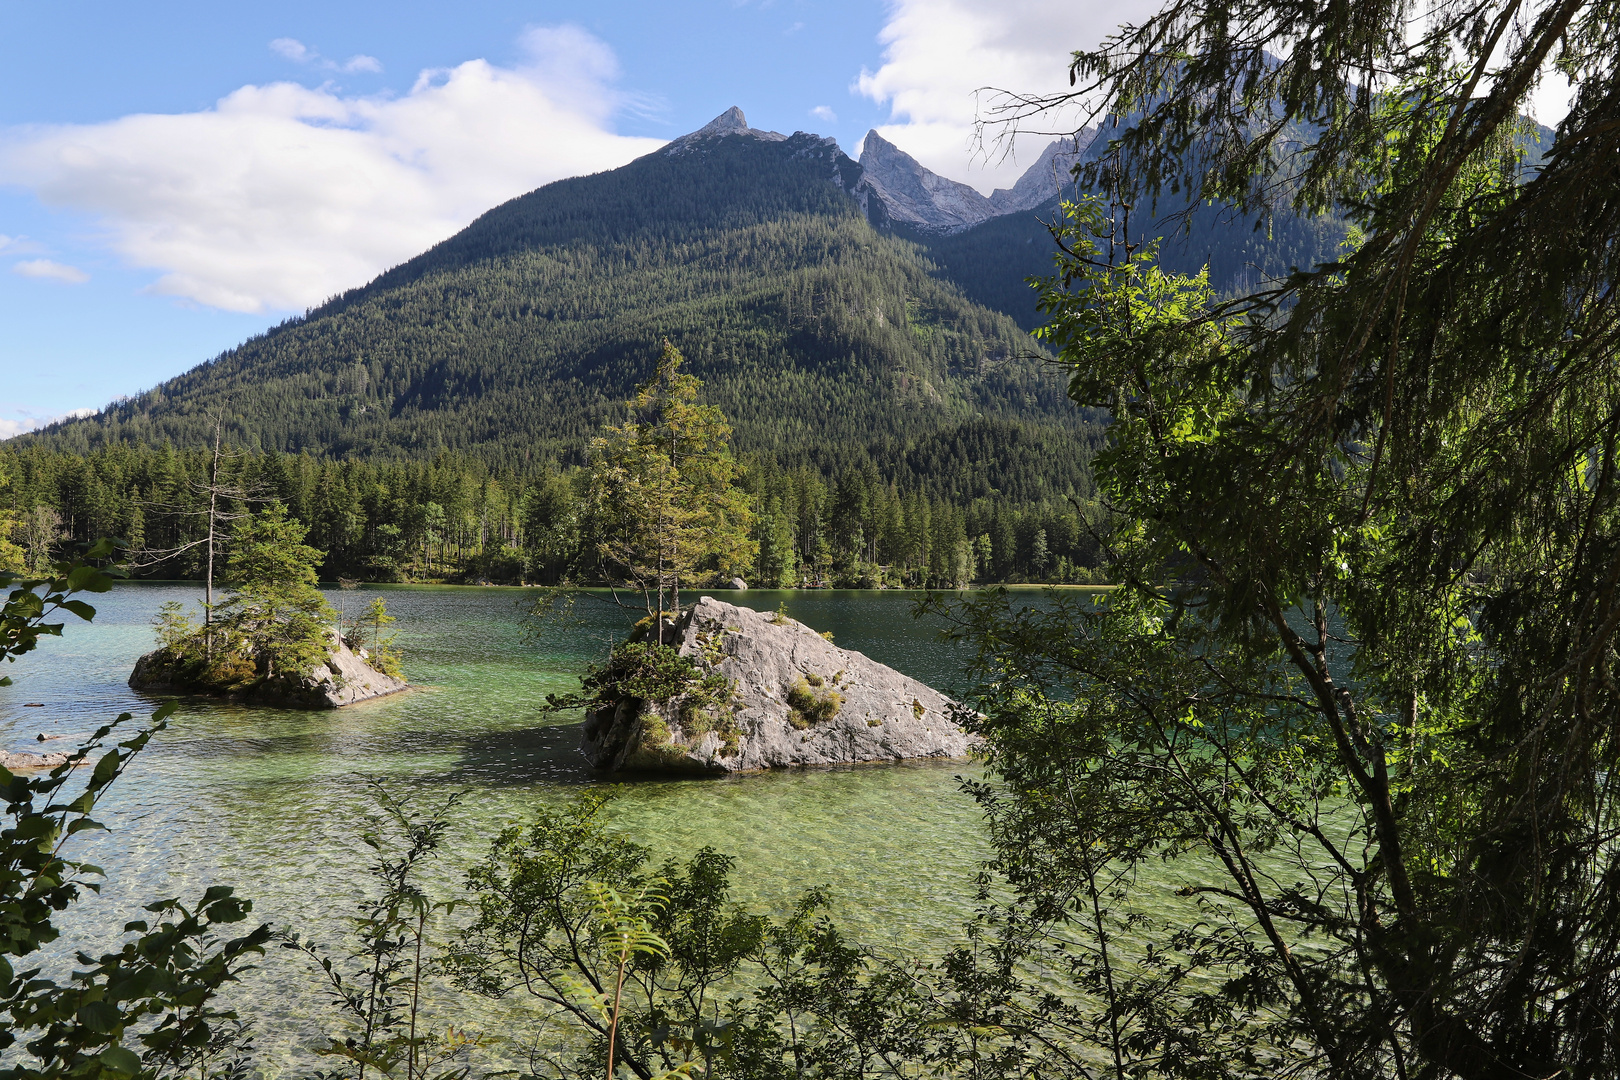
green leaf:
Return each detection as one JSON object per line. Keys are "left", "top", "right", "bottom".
{"left": 89, "top": 749, "right": 124, "bottom": 788}
{"left": 59, "top": 599, "right": 98, "bottom": 622}
{"left": 65, "top": 565, "right": 102, "bottom": 592}
{"left": 98, "top": 1045, "right": 141, "bottom": 1075}
{"left": 79, "top": 999, "right": 123, "bottom": 1035}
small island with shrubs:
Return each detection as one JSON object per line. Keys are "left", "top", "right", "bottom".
{"left": 129, "top": 504, "right": 407, "bottom": 708}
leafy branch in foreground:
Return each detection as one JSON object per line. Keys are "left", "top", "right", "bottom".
{"left": 449, "top": 793, "right": 928, "bottom": 1080}
{"left": 1, "top": 548, "right": 272, "bottom": 1080}
{"left": 286, "top": 784, "right": 475, "bottom": 1080}
{"left": 942, "top": 0, "right": 1620, "bottom": 1072}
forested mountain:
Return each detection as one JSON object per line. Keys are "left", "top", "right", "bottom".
{"left": 22, "top": 106, "right": 1355, "bottom": 467}
{"left": 27, "top": 113, "right": 1085, "bottom": 469}
{"left": 2, "top": 108, "right": 1369, "bottom": 586}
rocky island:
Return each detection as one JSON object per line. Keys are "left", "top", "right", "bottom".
{"left": 581, "top": 596, "right": 975, "bottom": 773}
{"left": 129, "top": 630, "right": 407, "bottom": 709}
{"left": 126, "top": 503, "right": 408, "bottom": 710}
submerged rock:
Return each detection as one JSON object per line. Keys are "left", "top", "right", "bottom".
{"left": 581, "top": 596, "right": 974, "bottom": 773}
{"left": 129, "top": 632, "right": 408, "bottom": 709}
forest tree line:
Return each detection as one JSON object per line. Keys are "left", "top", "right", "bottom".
{"left": 0, "top": 438, "right": 1107, "bottom": 588}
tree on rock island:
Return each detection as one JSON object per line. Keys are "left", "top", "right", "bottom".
{"left": 214, "top": 504, "right": 335, "bottom": 680}
{"left": 588, "top": 341, "right": 754, "bottom": 641}
{"left": 152, "top": 504, "right": 337, "bottom": 689}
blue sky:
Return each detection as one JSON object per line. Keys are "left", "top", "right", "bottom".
{"left": 0, "top": 0, "right": 1575, "bottom": 437}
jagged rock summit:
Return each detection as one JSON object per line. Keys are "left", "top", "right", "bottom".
{"left": 661, "top": 106, "right": 790, "bottom": 156}
{"left": 659, "top": 107, "right": 1090, "bottom": 234}
{"left": 581, "top": 596, "right": 975, "bottom": 773}
{"left": 129, "top": 632, "right": 408, "bottom": 709}
{"left": 854, "top": 130, "right": 1091, "bottom": 233}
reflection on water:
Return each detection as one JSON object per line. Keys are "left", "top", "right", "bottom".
{"left": 0, "top": 584, "right": 989, "bottom": 1074}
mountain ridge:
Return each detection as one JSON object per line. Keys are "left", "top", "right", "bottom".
{"left": 23, "top": 111, "right": 1086, "bottom": 465}
{"left": 18, "top": 107, "right": 1343, "bottom": 463}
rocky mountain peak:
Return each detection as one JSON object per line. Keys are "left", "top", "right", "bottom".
{"left": 696, "top": 106, "right": 750, "bottom": 136}
{"left": 662, "top": 106, "right": 789, "bottom": 157}
{"left": 853, "top": 128, "right": 1094, "bottom": 234}
{"left": 856, "top": 132, "right": 995, "bottom": 232}
{"left": 654, "top": 107, "right": 1089, "bottom": 233}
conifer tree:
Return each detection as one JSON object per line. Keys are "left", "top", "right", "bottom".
{"left": 587, "top": 342, "right": 755, "bottom": 638}
{"left": 213, "top": 504, "right": 334, "bottom": 680}
{"left": 944, "top": 0, "right": 1620, "bottom": 1072}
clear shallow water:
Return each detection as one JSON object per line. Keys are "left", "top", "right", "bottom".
{"left": 0, "top": 584, "right": 990, "bottom": 1073}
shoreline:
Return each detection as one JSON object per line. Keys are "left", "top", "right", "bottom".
{"left": 109, "top": 579, "right": 1117, "bottom": 593}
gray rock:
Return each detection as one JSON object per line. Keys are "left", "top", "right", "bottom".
{"left": 129, "top": 632, "right": 408, "bottom": 709}
{"left": 581, "top": 596, "right": 975, "bottom": 773}
{"left": 661, "top": 107, "right": 788, "bottom": 157}
{"left": 728, "top": 577, "right": 748, "bottom": 590}
{"left": 1, "top": 749, "right": 74, "bottom": 772}
{"left": 851, "top": 129, "right": 1094, "bottom": 234}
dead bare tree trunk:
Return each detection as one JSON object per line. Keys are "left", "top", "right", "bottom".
{"left": 205, "top": 420, "right": 222, "bottom": 660}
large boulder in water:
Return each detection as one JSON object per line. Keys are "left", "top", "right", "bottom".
{"left": 0, "top": 749, "right": 75, "bottom": 772}
{"left": 581, "top": 596, "right": 974, "bottom": 773}
{"left": 129, "top": 632, "right": 408, "bottom": 709}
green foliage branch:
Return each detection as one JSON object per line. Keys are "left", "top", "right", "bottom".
{"left": 0, "top": 548, "right": 272, "bottom": 1080}
{"left": 449, "top": 793, "right": 928, "bottom": 1080}
{"left": 287, "top": 784, "right": 473, "bottom": 1080}
{"left": 938, "top": 1, "right": 1620, "bottom": 1070}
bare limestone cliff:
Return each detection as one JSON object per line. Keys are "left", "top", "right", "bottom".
{"left": 853, "top": 130, "right": 1091, "bottom": 234}
{"left": 581, "top": 596, "right": 974, "bottom": 773}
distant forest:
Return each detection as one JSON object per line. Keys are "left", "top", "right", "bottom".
{"left": 0, "top": 415, "right": 1108, "bottom": 588}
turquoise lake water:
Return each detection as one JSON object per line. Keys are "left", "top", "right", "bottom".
{"left": 0, "top": 584, "right": 995, "bottom": 1073}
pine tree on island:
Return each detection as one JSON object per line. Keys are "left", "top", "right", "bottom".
{"left": 131, "top": 504, "right": 406, "bottom": 707}
{"left": 586, "top": 340, "right": 755, "bottom": 642}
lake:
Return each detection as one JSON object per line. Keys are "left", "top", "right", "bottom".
{"left": 0, "top": 583, "right": 993, "bottom": 1073}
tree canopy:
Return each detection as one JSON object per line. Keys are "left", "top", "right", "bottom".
{"left": 941, "top": 0, "right": 1620, "bottom": 1076}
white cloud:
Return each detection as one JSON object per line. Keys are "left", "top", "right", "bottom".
{"left": 856, "top": 0, "right": 1154, "bottom": 193}
{"left": 1528, "top": 70, "right": 1574, "bottom": 128}
{"left": 0, "top": 26, "right": 664, "bottom": 313}
{"left": 0, "top": 234, "right": 44, "bottom": 255}
{"left": 269, "top": 37, "right": 311, "bottom": 62}
{"left": 271, "top": 36, "right": 383, "bottom": 74}
{"left": 12, "top": 258, "right": 89, "bottom": 284}
{"left": 862, "top": 0, "right": 1578, "bottom": 193}
{"left": 0, "top": 407, "right": 95, "bottom": 440}
{"left": 810, "top": 105, "right": 837, "bottom": 122}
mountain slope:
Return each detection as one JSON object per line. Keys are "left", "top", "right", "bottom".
{"left": 35, "top": 115, "right": 1077, "bottom": 465}
{"left": 853, "top": 128, "right": 1348, "bottom": 329}
{"left": 913, "top": 194, "right": 1350, "bottom": 330}
{"left": 29, "top": 106, "right": 1357, "bottom": 463}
